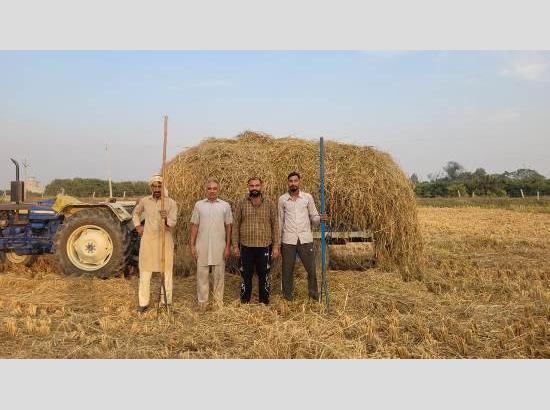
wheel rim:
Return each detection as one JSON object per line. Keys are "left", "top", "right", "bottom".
{"left": 66, "top": 224, "right": 114, "bottom": 272}
{"left": 5, "top": 251, "right": 30, "bottom": 264}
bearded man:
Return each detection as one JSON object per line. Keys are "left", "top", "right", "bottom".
{"left": 278, "top": 171, "right": 328, "bottom": 302}
{"left": 232, "top": 177, "right": 280, "bottom": 305}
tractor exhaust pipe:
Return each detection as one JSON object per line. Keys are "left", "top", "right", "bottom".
{"left": 10, "top": 158, "right": 24, "bottom": 203}
{"left": 10, "top": 158, "right": 20, "bottom": 181}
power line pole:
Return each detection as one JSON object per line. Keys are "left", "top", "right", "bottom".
{"left": 106, "top": 144, "right": 113, "bottom": 198}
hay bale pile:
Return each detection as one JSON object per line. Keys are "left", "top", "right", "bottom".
{"left": 166, "top": 131, "right": 423, "bottom": 279}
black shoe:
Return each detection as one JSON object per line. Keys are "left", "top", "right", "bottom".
{"left": 136, "top": 305, "right": 149, "bottom": 313}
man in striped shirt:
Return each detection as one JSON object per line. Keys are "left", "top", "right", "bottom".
{"left": 232, "top": 177, "right": 280, "bottom": 304}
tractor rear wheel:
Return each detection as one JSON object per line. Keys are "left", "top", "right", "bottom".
{"left": 54, "top": 208, "right": 132, "bottom": 278}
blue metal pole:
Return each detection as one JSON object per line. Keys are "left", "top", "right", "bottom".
{"left": 320, "top": 137, "right": 330, "bottom": 311}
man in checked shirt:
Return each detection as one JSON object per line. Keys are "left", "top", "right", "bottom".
{"left": 232, "top": 177, "right": 280, "bottom": 304}
{"left": 278, "top": 171, "right": 329, "bottom": 302}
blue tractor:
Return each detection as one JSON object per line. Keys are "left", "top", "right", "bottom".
{"left": 0, "top": 159, "right": 139, "bottom": 277}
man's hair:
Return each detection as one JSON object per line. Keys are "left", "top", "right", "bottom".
{"left": 247, "top": 177, "right": 262, "bottom": 184}
{"left": 287, "top": 171, "right": 301, "bottom": 180}
{"left": 206, "top": 177, "right": 220, "bottom": 188}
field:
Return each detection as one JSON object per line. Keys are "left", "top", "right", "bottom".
{"left": 417, "top": 196, "right": 550, "bottom": 213}
{"left": 0, "top": 202, "right": 548, "bottom": 358}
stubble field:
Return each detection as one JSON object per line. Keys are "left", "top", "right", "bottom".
{"left": 0, "top": 205, "right": 548, "bottom": 358}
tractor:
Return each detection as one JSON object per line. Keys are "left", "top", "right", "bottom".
{"left": 0, "top": 159, "right": 139, "bottom": 277}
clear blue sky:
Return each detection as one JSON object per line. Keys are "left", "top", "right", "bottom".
{"left": 1, "top": 51, "right": 549, "bottom": 190}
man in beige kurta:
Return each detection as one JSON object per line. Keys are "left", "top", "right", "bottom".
{"left": 132, "top": 175, "right": 178, "bottom": 312}
{"left": 190, "top": 178, "right": 232, "bottom": 308}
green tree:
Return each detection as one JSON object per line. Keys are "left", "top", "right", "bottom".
{"left": 473, "top": 168, "right": 487, "bottom": 178}
{"left": 443, "top": 161, "right": 465, "bottom": 180}
{"left": 45, "top": 178, "right": 149, "bottom": 197}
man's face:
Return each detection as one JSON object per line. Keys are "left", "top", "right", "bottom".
{"left": 288, "top": 176, "right": 300, "bottom": 192}
{"left": 206, "top": 182, "right": 219, "bottom": 200}
{"left": 151, "top": 182, "right": 162, "bottom": 198}
{"left": 248, "top": 179, "right": 262, "bottom": 197}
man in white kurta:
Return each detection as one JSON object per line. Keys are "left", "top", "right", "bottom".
{"left": 190, "top": 178, "right": 232, "bottom": 307}
{"left": 132, "top": 175, "right": 178, "bottom": 312}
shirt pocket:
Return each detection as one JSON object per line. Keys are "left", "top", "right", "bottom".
{"left": 299, "top": 199, "right": 310, "bottom": 214}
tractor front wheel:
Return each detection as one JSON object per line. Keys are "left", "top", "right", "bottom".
{"left": 4, "top": 251, "right": 36, "bottom": 268}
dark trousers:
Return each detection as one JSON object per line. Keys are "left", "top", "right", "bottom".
{"left": 281, "top": 240, "right": 319, "bottom": 301}
{"left": 239, "top": 245, "right": 272, "bottom": 304}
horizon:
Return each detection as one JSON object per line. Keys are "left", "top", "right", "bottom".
{"left": 3, "top": 137, "right": 547, "bottom": 192}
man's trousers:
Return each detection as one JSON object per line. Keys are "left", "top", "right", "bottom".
{"left": 197, "top": 263, "right": 225, "bottom": 306}
{"left": 281, "top": 240, "right": 319, "bottom": 301}
{"left": 239, "top": 245, "right": 271, "bottom": 304}
{"left": 139, "top": 270, "right": 173, "bottom": 307}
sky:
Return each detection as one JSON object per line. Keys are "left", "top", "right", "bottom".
{"left": 1, "top": 50, "right": 549, "bottom": 190}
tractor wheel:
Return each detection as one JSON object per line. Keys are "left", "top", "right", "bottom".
{"left": 54, "top": 208, "right": 132, "bottom": 278}
{"left": 5, "top": 251, "right": 36, "bottom": 268}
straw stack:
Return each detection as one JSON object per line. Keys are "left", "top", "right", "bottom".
{"left": 165, "top": 131, "right": 423, "bottom": 280}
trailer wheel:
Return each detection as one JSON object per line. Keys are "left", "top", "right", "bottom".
{"left": 54, "top": 208, "right": 131, "bottom": 278}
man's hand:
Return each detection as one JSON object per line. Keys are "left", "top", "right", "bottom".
{"left": 319, "top": 213, "right": 329, "bottom": 221}
{"left": 232, "top": 245, "right": 240, "bottom": 258}
{"left": 272, "top": 246, "right": 280, "bottom": 259}
{"left": 135, "top": 225, "right": 144, "bottom": 236}
{"left": 190, "top": 244, "right": 197, "bottom": 260}
{"left": 159, "top": 210, "right": 167, "bottom": 219}
{"left": 224, "top": 246, "right": 231, "bottom": 260}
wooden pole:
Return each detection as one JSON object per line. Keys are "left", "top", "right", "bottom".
{"left": 520, "top": 189, "right": 525, "bottom": 199}
{"left": 158, "top": 115, "right": 170, "bottom": 314}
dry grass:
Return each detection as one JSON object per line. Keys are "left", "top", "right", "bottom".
{"left": 165, "top": 131, "right": 422, "bottom": 279}
{"left": 0, "top": 206, "right": 548, "bottom": 358}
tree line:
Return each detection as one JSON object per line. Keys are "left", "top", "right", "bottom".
{"left": 3, "top": 165, "right": 549, "bottom": 200}
{"left": 412, "top": 162, "right": 550, "bottom": 197}
{"left": 44, "top": 178, "right": 150, "bottom": 197}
